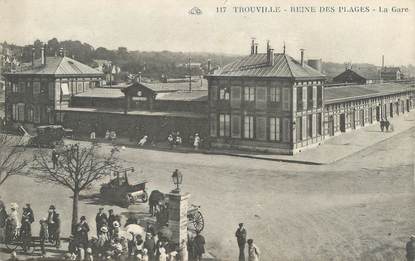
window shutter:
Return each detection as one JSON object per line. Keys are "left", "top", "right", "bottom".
{"left": 231, "top": 114, "right": 241, "bottom": 138}
{"left": 210, "top": 113, "right": 217, "bottom": 137}
{"left": 283, "top": 88, "right": 291, "bottom": 111}
{"left": 302, "top": 87, "right": 307, "bottom": 110}
{"left": 283, "top": 118, "right": 291, "bottom": 142}
{"left": 302, "top": 116, "right": 307, "bottom": 140}
{"left": 231, "top": 86, "right": 241, "bottom": 108}
{"left": 256, "top": 116, "right": 267, "bottom": 141}
{"left": 312, "top": 114, "right": 316, "bottom": 137}
{"left": 210, "top": 86, "right": 217, "bottom": 106}
{"left": 313, "top": 86, "right": 317, "bottom": 108}
{"left": 255, "top": 87, "right": 267, "bottom": 110}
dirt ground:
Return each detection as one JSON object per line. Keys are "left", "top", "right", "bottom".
{"left": 1, "top": 127, "right": 414, "bottom": 260}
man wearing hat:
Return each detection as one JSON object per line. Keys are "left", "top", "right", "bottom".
{"left": 95, "top": 207, "right": 108, "bottom": 236}
{"left": 143, "top": 232, "right": 156, "bottom": 261}
{"left": 108, "top": 209, "right": 116, "bottom": 237}
{"left": 47, "top": 205, "right": 59, "bottom": 243}
{"left": 20, "top": 204, "right": 34, "bottom": 252}
{"left": 75, "top": 216, "right": 90, "bottom": 247}
{"left": 0, "top": 198, "right": 7, "bottom": 243}
{"left": 235, "top": 223, "right": 247, "bottom": 261}
{"left": 406, "top": 235, "right": 415, "bottom": 261}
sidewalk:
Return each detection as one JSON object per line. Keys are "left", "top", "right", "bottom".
{"left": 71, "top": 110, "right": 415, "bottom": 165}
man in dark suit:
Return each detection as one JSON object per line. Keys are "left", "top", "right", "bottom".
{"left": 235, "top": 223, "right": 247, "bottom": 261}
{"left": 95, "top": 208, "right": 108, "bottom": 236}
{"left": 47, "top": 205, "right": 59, "bottom": 242}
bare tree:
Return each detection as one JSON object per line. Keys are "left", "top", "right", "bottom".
{"left": 0, "top": 134, "right": 29, "bottom": 187}
{"left": 32, "top": 143, "right": 119, "bottom": 232}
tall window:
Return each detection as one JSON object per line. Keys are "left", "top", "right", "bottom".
{"left": 48, "top": 82, "right": 55, "bottom": 100}
{"left": 317, "top": 86, "right": 323, "bottom": 107}
{"left": 297, "top": 87, "right": 303, "bottom": 110}
{"left": 307, "top": 115, "right": 313, "bottom": 138}
{"left": 307, "top": 86, "right": 313, "bottom": 109}
{"left": 12, "top": 103, "right": 25, "bottom": 122}
{"left": 244, "top": 115, "right": 254, "bottom": 139}
{"left": 269, "top": 87, "right": 280, "bottom": 103}
{"left": 296, "top": 116, "right": 302, "bottom": 141}
{"left": 244, "top": 87, "right": 255, "bottom": 102}
{"left": 219, "top": 113, "right": 230, "bottom": 137}
{"left": 33, "top": 82, "right": 41, "bottom": 95}
{"left": 219, "top": 87, "right": 230, "bottom": 100}
{"left": 12, "top": 82, "right": 18, "bottom": 93}
{"left": 26, "top": 106, "right": 34, "bottom": 122}
{"left": 34, "top": 105, "right": 41, "bottom": 124}
{"left": 282, "top": 88, "right": 290, "bottom": 111}
{"left": 316, "top": 113, "right": 322, "bottom": 135}
{"left": 269, "top": 117, "right": 280, "bottom": 141}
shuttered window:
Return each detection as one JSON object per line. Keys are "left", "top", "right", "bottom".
{"left": 48, "top": 82, "right": 55, "bottom": 100}
{"left": 297, "top": 87, "right": 303, "bottom": 111}
{"left": 269, "top": 117, "right": 280, "bottom": 141}
{"left": 255, "top": 87, "right": 267, "bottom": 109}
{"left": 307, "top": 115, "right": 313, "bottom": 138}
{"left": 34, "top": 105, "right": 41, "bottom": 124}
{"left": 33, "top": 82, "right": 41, "bottom": 95}
{"left": 283, "top": 88, "right": 290, "bottom": 111}
{"left": 256, "top": 117, "right": 266, "bottom": 141}
{"left": 302, "top": 87, "right": 308, "bottom": 111}
{"left": 282, "top": 118, "right": 291, "bottom": 142}
{"left": 231, "top": 86, "right": 241, "bottom": 108}
{"left": 244, "top": 115, "right": 254, "bottom": 139}
{"left": 316, "top": 113, "right": 322, "bottom": 135}
{"left": 312, "top": 86, "right": 317, "bottom": 108}
{"left": 231, "top": 115, "right": 241, "bottom": 138}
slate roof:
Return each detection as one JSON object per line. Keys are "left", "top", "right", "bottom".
{"left": 6, "top": 56, "right": 103, "bottom": 76}
{"left": 337, "top": 68, "right": 380, "bottom": 80}
{"left": 210, "top": 53, "right": 325, "bottom": 79}
{"left": 140, "top": 79, "right": 207, "bottom": 92}
{"left": 325, "top": 82, "right": 414, "bottom": 104}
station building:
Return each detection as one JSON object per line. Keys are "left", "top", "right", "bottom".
{"left": 3, "top": 47, "right": 103, "bottom": 132}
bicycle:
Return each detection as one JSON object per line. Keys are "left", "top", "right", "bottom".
{"left": 4, "top": 226, "right": 35, "bottom": 254}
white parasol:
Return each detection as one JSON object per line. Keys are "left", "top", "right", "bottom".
{"left": 125, "top": 224, "right": 146, "bottom": 236}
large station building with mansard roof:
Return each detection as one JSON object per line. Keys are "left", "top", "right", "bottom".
{"left": 205, "top": 41, "right": 415, "bottom": 154}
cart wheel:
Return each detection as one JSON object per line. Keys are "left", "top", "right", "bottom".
{"left": 5, "top": 237, "right": 19, "bottom": 251}
{"left": 192, "top": 211, "right": 204, "bottom": 232}
{"left": 142, "top": 191, "right": 149, "bottom": 203}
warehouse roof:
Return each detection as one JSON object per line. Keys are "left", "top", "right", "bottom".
{"left": 156, "top": 90, "right": 208, "bottom": 101}
{"left": 209, "top": 53, "right": 325, "bottom": 79}
{"left": 140, "top": 79, "right": 207, "bottom": 92}
{"left": 5, "top": 56, "right": 103, "bottom": 76}
{"left": 325, "top": 82, "right": 414, "bottom": 104}
{"left": 74, "top": 88, "right": 124, "bottom": 98}
{"left": 334, "top": 68, "right": 380, "bottom": 81}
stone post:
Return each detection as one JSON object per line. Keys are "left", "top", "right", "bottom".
{"left": 168, "top": 192, "right": 190, "bottom": 261}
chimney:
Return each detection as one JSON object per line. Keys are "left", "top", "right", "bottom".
{"left": 300, "top": 49, "right": 305, "bottom": 66}
{"left": 255, "top": 43, "right": 258, "bottom": 54}
{"left": 41, "top": 46, "right": 45, "bottom": 66}
{"left": 31, "top": 47, "right": 35, "bottom": 67}
{"left": 283, "top": 41, "right": 286, "bottom": 54}
{"left": 382, "top": 55, "right": 384, "bottom": 68}
{"left": 268, "top": 49, "right": 274, "bottom": 66}
{"left": 266, "top": 40, "right": 270, "bottom": 53}
{"left": 250, "top": 38, "right": 255, "bottom": 55}
{"left": 207, "top": 59, "right": 211, "bottom": 74}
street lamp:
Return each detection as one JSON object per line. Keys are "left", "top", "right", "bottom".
{"left": 171, "top": 169, "right": 183, "bottom": 193}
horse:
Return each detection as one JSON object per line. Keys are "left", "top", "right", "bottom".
{"left": 148, "top": 190, "right": 165, "bottom": 216}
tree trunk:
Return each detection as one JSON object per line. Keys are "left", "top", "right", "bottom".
{"left": 71, "top": 190, "right": 79, "bottom": 234}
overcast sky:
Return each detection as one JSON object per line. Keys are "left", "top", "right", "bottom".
{"left": 0, "top": 0, "right": 414, "bottom": 66}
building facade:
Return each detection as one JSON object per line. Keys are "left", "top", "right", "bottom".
{"left": 3, "top": 49, "right": 103, "bottom": 132}
{"left": 206, "top": 42, "right": 326, "bottom": 154}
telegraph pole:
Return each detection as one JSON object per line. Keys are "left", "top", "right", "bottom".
{"left": 188, "top": 56, "right": 192, "bottom": 92}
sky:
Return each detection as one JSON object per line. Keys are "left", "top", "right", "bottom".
{"left": 0, "top": 0, "right": 414, "bottom": 66}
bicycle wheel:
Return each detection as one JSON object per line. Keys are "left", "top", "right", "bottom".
{"left": 5, "top": 237, "right": 19, "bottom": 251}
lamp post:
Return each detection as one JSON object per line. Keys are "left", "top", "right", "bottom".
{"left": 168, "top": 169, "right": 189, "bottom": 261}
{"left": 171, "top": 169, "right": 183, "bottom": 193}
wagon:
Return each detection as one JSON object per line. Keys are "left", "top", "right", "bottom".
{"left": 187, "top": 204, "right": 204, "bottom": 232}
{"left": 100, "top": 168, "right": 148, "bottom": 208}
{"left": 29, "top": 125, "right": 73, "bottom": 148}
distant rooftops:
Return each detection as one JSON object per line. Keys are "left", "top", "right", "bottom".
{"left": 5, "top": 56, "right": 103, "bottom": 77}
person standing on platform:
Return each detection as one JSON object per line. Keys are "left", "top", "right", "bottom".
{"left": 235, "top": 223, "right": 247, "bottom": 261}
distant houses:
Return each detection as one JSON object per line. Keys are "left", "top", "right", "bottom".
{"left": 332, "top": 67, "right": 381, "bottom": 85}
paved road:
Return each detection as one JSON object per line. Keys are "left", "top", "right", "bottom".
{"left": 1, "top": 127, "right": 414, "bottom": 260}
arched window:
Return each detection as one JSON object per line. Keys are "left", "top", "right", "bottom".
{"left": 26, "top": 105, "right": 34, "bottom": 123}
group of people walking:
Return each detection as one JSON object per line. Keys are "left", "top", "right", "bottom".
{"left": 235, "top": 223, "right": 260, "bottom": 261}
{"left": 0, "top": 200, "right": 61, "bottom": 256}
{"left": 379, "top": 118, "right": 394, "bottom": 132}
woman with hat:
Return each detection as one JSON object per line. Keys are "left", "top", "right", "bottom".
{"left": 7, "top": 203, "right": 20, "bottom": 239}
{"left": 97, "top": 226, "right": 110, "bottom": 255}
{"left": 75, "top": 216, "right": 90, "bottom": 248}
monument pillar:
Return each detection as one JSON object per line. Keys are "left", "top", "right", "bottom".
{"left": 168, "top": 192, "right": 190, "bottom": 261}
